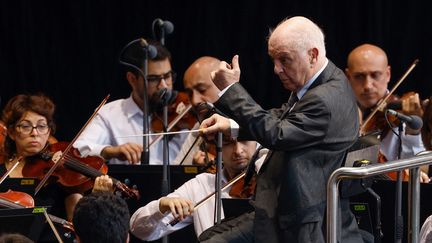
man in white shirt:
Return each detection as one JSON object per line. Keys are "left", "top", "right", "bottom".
{"left": 345, "top": 43, "right": 429, "bottom": 182}
{"left": 74, "top": 39, "right": 189, "bottom": 164}
{"left": 129, "top": 139, "right": 257, "bottom": 241}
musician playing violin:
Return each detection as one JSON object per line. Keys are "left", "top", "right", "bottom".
{"left": 0, "top": 94, "right": 114, "bottom": 221}
{"left": 0, "top": 94, "right": 85, "bottom": 222}
{"left": 345, "top": 43, "right": 430, "bottom": 182}
{"left": 74, "top": 39, "right": 190, "bottom": 165}
{"left": 130, "top": 139, "right": 257, "bottom": 241}
{"left": 172, "top": 56, "right": 222, "bottom": 165}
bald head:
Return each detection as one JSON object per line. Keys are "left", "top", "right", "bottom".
{"left": 183, "top": 56, "right": 221, "bottom": 110}
{"left": 345, "top": 44, "right": 391, "bottom": 110}
{"left": 267, "top": 16, "right": 327, "bottom": 91}
{"left": 347, "top": 44, "right": 388, "bottom": 69}
{"left": 270, "top": 16, "right": 326, "bottom": 62}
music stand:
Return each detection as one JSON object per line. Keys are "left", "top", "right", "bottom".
{"left": 0, "top": 207, "right": 50, "bottom": 241}
{"left": 222, "top": 198, "right": 254, "bottom": 220}
{"left": 0, "top": 178, "right": 39, "bottom": 195}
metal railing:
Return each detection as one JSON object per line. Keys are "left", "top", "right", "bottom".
{"left": 327, "top": 152, "right": 432, "bottom": 243}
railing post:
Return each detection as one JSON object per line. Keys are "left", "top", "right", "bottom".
{"left": 408, "top": 167, "right": 420, "bottom": 243}
{"left": 326, "top": 172, "right": 340, "bottom": 243}
{"left": 326, "top": 153, "right": 432, "bottom": 243}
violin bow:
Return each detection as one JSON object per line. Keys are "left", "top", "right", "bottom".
{"left": 42, "top": 208, "right": 64, "bottom": 243}
{"left": 115, "top": 128, "right": 204, "bottom": 138}
{"left": 0, "top": 156, "right": 23, "bottom": 185}
{"left": 34, "top": 95, "right": 110, "bottom": 196}
{"left": 361, "top": 59, "right": 419, "bottom": 132}
{"left": 148, "top": 104, "right": 193, "bottom": 147}
{"left": 167, "top": 171, "right": 247, "bottom": 226}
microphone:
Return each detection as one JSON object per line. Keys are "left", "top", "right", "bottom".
{"left": 204, "top": 102, "right": 229, "bottom": 118}
{"left": 157, "top": 88, "right": 175, "bottom": 106}
{"left": 139, "top": 38, "right": 157, "bottom": 59}
{"left": 154, "top": 19, "right": 174, "bottom": 34}
{"left": 152, "top": 18, "right": 174, "bottom": 45}
{"left": 118, "top": 38, "right": 158, "bottom": 70}
{"left": 386, "top": 109, "right": 423, "bottom": 130}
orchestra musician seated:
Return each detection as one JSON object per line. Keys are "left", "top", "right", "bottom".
{"left": 73, "top": 39, "right": 192, "bottom": 165}
{"left": 172, "top": 56, "right": 222, "bottom": 166}
{"left": 0, "top": 92, "right": 116, "bottom": 242}
{"left": 345, "top": 43, "right": 430, "bottom": 182}
{"left": 0, "top": 94, "right": 83, "bottom": 221}
{"left": 129, "top": 139, "right": 257, "bottom": 241}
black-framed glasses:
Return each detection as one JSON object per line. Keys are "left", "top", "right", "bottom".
{"left": 146, "top": 70, "right": 176, "bottom": 85}
{"left": 16, "top": 123, "right": 50, "bottom": 135}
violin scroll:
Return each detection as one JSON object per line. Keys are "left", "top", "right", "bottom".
{"left": 113, "top": 179, "right": 140, "bottom": 200}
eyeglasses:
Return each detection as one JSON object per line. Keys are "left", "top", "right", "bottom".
{"left": 16, "top": 123, "right": 50, "bottom": 135}
{"left": 146, "top": 71, "right": 176, "bottom": 85}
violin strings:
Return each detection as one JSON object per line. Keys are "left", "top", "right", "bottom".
{"left": 61, "top": 153, "right": 120, "bottom": 184}
{"left": 62, "top": 154, "right": 103, "bottom": 178}
{"left": 114, "top": 128, "right": 204, "bottom": 138}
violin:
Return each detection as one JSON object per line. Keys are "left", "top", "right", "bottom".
{"left": 361, "top": 91, "right": 418, "bottom": 137}
{"left": 228, "top": 173, "right": 256, "bottom": 198}
{"left": 151, "top": 91, "right": 197, "bottom": 134}
{"left": 23, "top": 141, "right": 139, "bottom": 200}
{"left": 364, "top": 91, "right": 424, "bottom": 181}
{"left": 360, "top": 59, "right": 419, "bottom": 135}
{"left": 168, "top": 170, "right": 253, "bottom": 226}
{"left": 0, "top": 189, "right": 74, "bottom": 232}
{"left": 149, "top": 91, "right": 198, "bottom": 149}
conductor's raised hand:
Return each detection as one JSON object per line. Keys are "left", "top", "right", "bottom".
{"left": 211, "top": 55, "right": 241, "bottom": 90}
{"left": 199, "top": 114, "right": 232, "bottom": 141}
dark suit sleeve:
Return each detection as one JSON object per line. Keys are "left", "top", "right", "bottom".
{"left": 215, "top": 83, "right": 330, "bottom": 151}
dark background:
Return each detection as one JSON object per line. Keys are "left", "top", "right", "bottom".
{"left": 1, "top": 0, "right": 431, "bottom": 141}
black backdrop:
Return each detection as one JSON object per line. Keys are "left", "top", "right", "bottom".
{"left": 1, "top": 0, "right": 431, "bottom": 141}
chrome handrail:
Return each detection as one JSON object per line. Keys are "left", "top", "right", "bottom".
{"left": 327, "top": 152, "right": 432, "bottom": 243}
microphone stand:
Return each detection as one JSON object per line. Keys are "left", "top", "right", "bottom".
{"left": 161, "top": 93, "right": 171, "bottom": 196}
{"left": 141, "top": 49, "right": 151, "bottom": 165}
{"left": 394, "top": 122, "right": 404, "bottom": 243}
{"left": 118, "top": 38, "right": 155, "bottom": 164}
{"left": 366, "top": 187, "right": 383, "bottom": 243}
{"left": 215, "top": 132, "right": 223, "bottom": 225}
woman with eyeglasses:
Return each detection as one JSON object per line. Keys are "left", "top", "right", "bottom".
{"left": 0, "top": 93, "right": 84, "bottom": 222}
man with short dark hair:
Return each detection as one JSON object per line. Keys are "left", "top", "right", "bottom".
{"left": 73, "top": 192, "right": 130, "bottom": 243}
{"left": 74, "top": 39, "right": 189, "bottom": 165}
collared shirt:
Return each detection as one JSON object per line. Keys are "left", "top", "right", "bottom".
{"left": 296, "top": 58, "right": 329, "bottom": 100}
{"left": 381, "top": 124, "right": 425, "bottom": 160}
{"left": 74, "top": 95, "right": 189, "bottom": 164}
{"left": 130, "top": 172, "right": 230, "bottom": 241}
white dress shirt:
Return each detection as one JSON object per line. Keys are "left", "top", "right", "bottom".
{"left": 74, "top": 95, "right": 189, "bottom": 165}
{"left": 380, "top": 124, "right": 425, "bottom": 161}
{"left": 130, "top": 172, "right": 230, "bottom": 241}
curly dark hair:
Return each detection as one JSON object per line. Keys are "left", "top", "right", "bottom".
{"left": 72, "top": 192, "right": 130, "bottom": 243}
{"left": 1, "top": 94, "right": 56, "bottom": 158}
